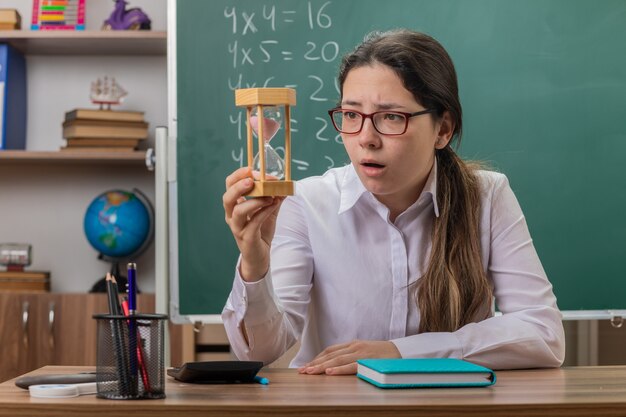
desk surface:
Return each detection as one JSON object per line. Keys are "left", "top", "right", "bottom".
{"left": 2, "top": 365, "right": 626, "bottom": 416}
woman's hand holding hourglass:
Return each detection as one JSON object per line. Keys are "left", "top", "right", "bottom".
{"left": 223, "top": 167, "right": 285, "bottom": 282}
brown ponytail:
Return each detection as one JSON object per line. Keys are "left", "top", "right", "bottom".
{"left": 417, "top": 147, "right": 492, "bottom": 332}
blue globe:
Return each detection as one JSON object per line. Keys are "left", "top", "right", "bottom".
{"left": 83, "top": 190, "right": 153, "bottom": 259}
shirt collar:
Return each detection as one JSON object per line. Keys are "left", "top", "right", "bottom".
{"left": 338, "top": 160, "right": 440, "bottom": 218}
{"left": 338, "top": 164, "right": 368, "bottom": 214}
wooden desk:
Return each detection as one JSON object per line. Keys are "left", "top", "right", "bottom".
{"left": 2, "top": 366, "right": 626, "bottom": 416}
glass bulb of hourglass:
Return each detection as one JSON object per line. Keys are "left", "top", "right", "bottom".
{"left": 250, "top": 106, "right": 284, "bottom": 180}
{"left": 253, "top": 144, "right": 284, "bottom": 179}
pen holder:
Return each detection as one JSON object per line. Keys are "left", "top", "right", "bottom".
{"left": 93, "top": 313, "right": 168, "bottom": 400}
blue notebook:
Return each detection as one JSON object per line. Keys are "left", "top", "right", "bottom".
{"left": 356, "top": 358, "right": 496, "bottom": 388}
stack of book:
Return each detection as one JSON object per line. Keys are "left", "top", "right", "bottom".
{"left": 0, "top": 270, "right": 50, "bottom": 292}
{"left": 0, "top": 9, "right": 21, "bottom": 30}
{"left": 61, "top": 108, "right": 148, "bottom": 152}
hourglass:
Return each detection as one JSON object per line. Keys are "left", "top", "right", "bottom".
{"left": 251, "top": 105, "right": 284, "bottom": 179}
{"left": 235, "top": 88, "right": 296, "bottom": 197}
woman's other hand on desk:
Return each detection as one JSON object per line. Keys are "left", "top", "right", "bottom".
{"left": 224, "top": 167, "right": 285, "bottom": 282}
{"left": 298, "top": 340, "right": 401, "bottom": 375}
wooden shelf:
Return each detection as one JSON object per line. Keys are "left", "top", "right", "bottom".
{"left": 0, "top": 150, "right": 150, "bottom": 166}
{"left": 0, "top": 30, "right": 166, "bottom": 55}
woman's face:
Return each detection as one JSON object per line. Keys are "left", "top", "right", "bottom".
{"left": 340, "top": 63, "right": 452, "bottom": 214}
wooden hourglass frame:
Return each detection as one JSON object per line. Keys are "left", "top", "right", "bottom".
{"left": 235, "top": 87, "right": 296, "bottom": 197}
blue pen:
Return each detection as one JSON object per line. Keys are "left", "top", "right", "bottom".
{"left": 127, "top": 262, "right": 138, "bottom": 395}
{"left": 254, "top": 375, "right": 269, "bottom": 385}
{"left": 127, "top": 262, "right": 137, "bottom": 314}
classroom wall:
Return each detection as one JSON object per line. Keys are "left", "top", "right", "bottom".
{"left": 0, "top": 0, "right": 167, "bottom": 292}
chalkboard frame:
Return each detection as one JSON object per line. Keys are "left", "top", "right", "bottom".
{"left": 163, "top": 0, "right": 626, "bottom": 324}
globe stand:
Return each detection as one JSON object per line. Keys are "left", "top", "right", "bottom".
{"left": 88, "top": 256, "right": 141, "bottom": 294}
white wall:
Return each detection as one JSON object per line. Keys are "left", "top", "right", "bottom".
{"left": 0, "top": 0, "right": 167, "bottom": 293}
{"left": 0, "top": 165, "right": 156, "bottom": 293}
{"left": 26, "top": 55, "right": 166, "bottom": 152}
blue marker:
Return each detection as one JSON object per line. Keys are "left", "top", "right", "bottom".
{"left": 254, "top": 375, "right": 269, "bottom": 385}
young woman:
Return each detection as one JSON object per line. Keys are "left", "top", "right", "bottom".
{"left": 222, "top": 29, "right": 565, "bottom": 375}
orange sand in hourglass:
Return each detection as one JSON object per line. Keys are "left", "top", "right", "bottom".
{"left": 249, "top": 116, "right": 281, "bottom": 142}
{"left": 235, "top": 87, "right": 296, "bottom": 197}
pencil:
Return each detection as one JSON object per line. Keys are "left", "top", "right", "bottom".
{"left": 106, "top": 273, "right": 130, "bottom": 396}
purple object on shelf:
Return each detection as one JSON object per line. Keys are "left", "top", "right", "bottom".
{"left": 102, "top": 0, "right": 151, "bottom": 31}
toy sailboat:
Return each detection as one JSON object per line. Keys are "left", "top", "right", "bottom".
{"left": 90, "top": 76, "right": 128, "bottom": 109}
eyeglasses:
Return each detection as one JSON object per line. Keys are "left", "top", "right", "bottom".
{"left": 327, "top": 108, "right": 435, "bottom": 136}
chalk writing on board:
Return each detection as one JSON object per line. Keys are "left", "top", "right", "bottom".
{"left": 225, "top": 2, "right": 346, "bottom": 174}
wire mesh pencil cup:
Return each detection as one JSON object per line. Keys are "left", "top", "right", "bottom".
{"left": 93, "top": 313, "right": 167, "bottom": 399}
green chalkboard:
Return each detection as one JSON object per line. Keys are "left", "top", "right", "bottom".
{"left": 173, "top": 0, "right": 626, "bottom": 318}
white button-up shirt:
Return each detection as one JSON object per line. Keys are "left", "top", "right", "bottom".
{"left": 222, "top": 162, "right": 565, "bottom": 369}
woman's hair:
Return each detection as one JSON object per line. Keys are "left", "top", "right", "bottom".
{"left": 338, "top": 29, "right": 492, "bottom": 332}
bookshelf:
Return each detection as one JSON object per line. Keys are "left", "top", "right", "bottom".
{"left": 0, "top": 30, "right": 166, "bottom": 163}
{"left": 0, "top": 150, "right": 148, "bottom": 165}
{"left": 0, "top": 2, "right": 173, "bottom": 383}
{"left": 0, "top": 24, "right": 165, "bottom": 295}
{"left": 0, "top": 30, "right": 167, "bottom": 55}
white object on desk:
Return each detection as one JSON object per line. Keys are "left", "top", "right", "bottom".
{"left": 29, "top": 382, "right": 97, "bottom": 398}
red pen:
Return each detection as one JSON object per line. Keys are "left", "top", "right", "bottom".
{"left": 121, "top": 299, "right": 151, "bottom": 393}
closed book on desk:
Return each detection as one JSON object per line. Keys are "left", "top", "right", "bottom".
{"left": 356, "top": 358, "right": 496, "bottom": 388}
{"left": 0, "top": 44, "right": 26, "bottom": 150}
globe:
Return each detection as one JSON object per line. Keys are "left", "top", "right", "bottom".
{"left": 83, "top": 189, "right": 153, "bottom": 260}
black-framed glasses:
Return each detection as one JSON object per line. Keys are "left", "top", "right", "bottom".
{"left": 327, "top": 108, "right": 435, "bottom": 136}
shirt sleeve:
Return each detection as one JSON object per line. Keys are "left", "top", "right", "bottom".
{"left": 222, "top": 195, "right": 314, "bottom": 365}
{"left": 392, "top": 173, "right": 566, "bottom": 369}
